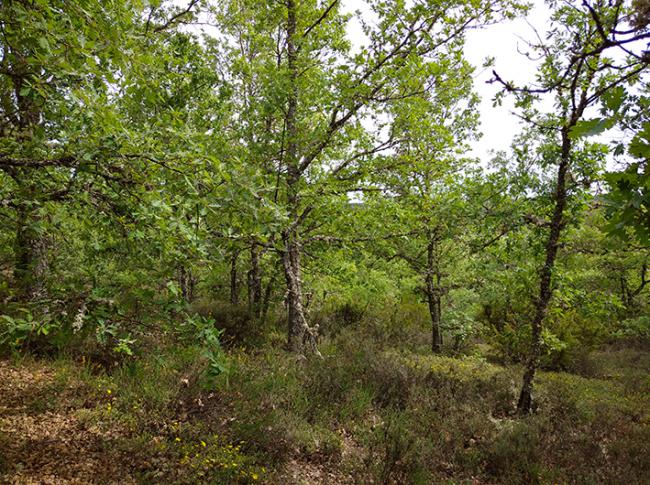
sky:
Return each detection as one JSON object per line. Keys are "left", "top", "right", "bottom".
{"left": 463, "top": 1, "right": 551, "bottom": 160}
{"left": 341, "top": 0, "right": 553, "bottom": 163}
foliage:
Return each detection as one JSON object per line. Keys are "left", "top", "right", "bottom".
{"left": 181, "top": 313, "right": 229, "bottom": 383}
{"left": 0, "top": 0, "right": 649, "bottom": 482}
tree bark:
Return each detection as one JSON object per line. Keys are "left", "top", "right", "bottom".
{"left": 261, "top": 269, "right": 277, "bottom": 325}
{"left": 282, "top": 0, "right": 319, "bottom": 354}
{"left": 426, "top": 235, "right": 443, "bottom": 353}
{"left": 179, "top": 265, "right": 189, "bottom": 302}
{"left": 517, "top": 128, "right": 571, "bottom": 414}
{"left": 9, "top": 49, "right": 48, "bottom": 302}
{"left": 178, "top": 266, "right": 195, "bottom": 303}
{"left": 14, "top": 204, "right": 48, "bottom": 302}
{"left": 247, "top": 243, "right": 262, "bottom": 316}
{"left": 230, "top": 250, "right": 240, "bottom": 306}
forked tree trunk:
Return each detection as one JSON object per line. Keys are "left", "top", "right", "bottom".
{"left": 283, "top": 236, "right": 307, "bottom": 350}
{"left": 517, "top": 128, "right": 571, "bottom": 414}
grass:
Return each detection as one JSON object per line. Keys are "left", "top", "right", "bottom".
{"left": 1, "top": 327, "right": 649, "bottom": 484}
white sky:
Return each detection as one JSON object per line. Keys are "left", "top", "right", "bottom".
{"left": 342, "top": 0, "right": 553, "bottom": 163}
{"left": 464, "top": 1, "right": 551, "bottom": 161}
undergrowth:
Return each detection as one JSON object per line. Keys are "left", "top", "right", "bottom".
{"left": 1, "top": 325, "right": 649, "bottom": 484}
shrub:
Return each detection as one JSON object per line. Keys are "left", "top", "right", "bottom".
{"left": 190, "top": 299, "right": 262, "bottom": 347}
{"left": 615, "top": 315, "right": 650, "bottom": 340}
{"left": 482, "top": 421, "right": 542, "bottom": 484}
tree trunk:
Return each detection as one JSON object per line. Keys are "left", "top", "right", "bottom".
{"left": 281, "top": 0, "right": 319, "bottom": 355}
{"left": 261, "top": 269, "right": 277, "bottom": 325}
{"left": 178, "top": 266, "right": 195, "bottom": 303}
{"left": 230, "top": 250, "right": 240, "bottom": 306}
{"left": 517, "top": 128, "right": 571, "bottom": 414}
{"left": 283, "top": 237, "right": 306, "bottom": 350}
{"left": 14, "top": 205, "right": 48, "bottom": 302}
{"left": 426, "top": 236, "right": 443, "bottom": 353}
{"left": 247, "top": 243, "right": 262, "bottom": 316}
{"left": 10, "top": 58, "right": 48, "bottom": 303}
{"left": 179, "top": 265, "right": 189, "bottom": 302}
{"left": 188, "top": 269, "right": 196, "bottom": 302}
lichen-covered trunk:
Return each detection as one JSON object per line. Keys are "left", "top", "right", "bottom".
{"left": 281, "top": 0, "right": 319, "bottom": 355}
{"left": 178, "top": 266, "right": 190, "bottom": 303}
{"left": 14, "top": 205, "right": 48, "bottom": 302}
{"left": 282, "top": 236, "right": 308, "bottom": 351}
{"left": 517, "top": 128, "right": 571, "bottom": 414}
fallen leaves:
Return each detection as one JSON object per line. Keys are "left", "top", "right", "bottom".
{"left": 0, "top": 360, "right": 136, "bottom": 484}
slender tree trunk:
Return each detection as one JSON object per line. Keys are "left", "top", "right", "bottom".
{"left": 188, "top": 269, "right": 196, "bottom": 302}
{"left": 247, "top": 243, "right": 262, "bottom": 316}
{"left": 230, "top": 250, "right": 240, "bottom": 306}
{"left": 517, "top": 128, "right": 571, "bottom": 414}
{"left": 426, "top": 289, "right": 442, "bottom": 353}
{"left": 426, "top": 236, "right": 443, "bottom": 353}
{"left": 178, "top": 266, "right": 195, "bottom": 303}
{"left": 261, "top": 270, "right": 277, "bottom": 325}
{"left": 283, "top": 237, "right": 307, "bottom": 350}
{"left": 179, "top": 265, "right": 189, "bottom": 302}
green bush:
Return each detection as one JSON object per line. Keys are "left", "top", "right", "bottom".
{"left": 190, "top": 299, "right": 263, "bottom": 347}
{"left": 483, "top": 422, "right": 542, "bottom": 483}
{"left": 615, "top": 315, "right": 650, "bottom": 339}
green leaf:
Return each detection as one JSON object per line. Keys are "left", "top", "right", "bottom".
{"left": 569, "top": 118, "right": 614, "bottom": 139}
{"left": 37, "top": 36, "right": 50, "bottom": 51}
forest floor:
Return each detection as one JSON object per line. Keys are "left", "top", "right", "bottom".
{"left": 0, "top": 359, "right": 137, "bottom": 484}
{"left": 0, "top": 334, "right": 649, "bottom": 484}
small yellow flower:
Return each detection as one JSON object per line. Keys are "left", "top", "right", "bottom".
{"left": 252, "top": 473, "right": 259, "bottom": 480}
{"left": 175, "top": 437, "right": 181, "bottom": 442}
{"left": 107, "top": 389, "right": 112, "bottom": 394}
{"left": 201, "top": 441, "right": 206, "bottom": 447}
